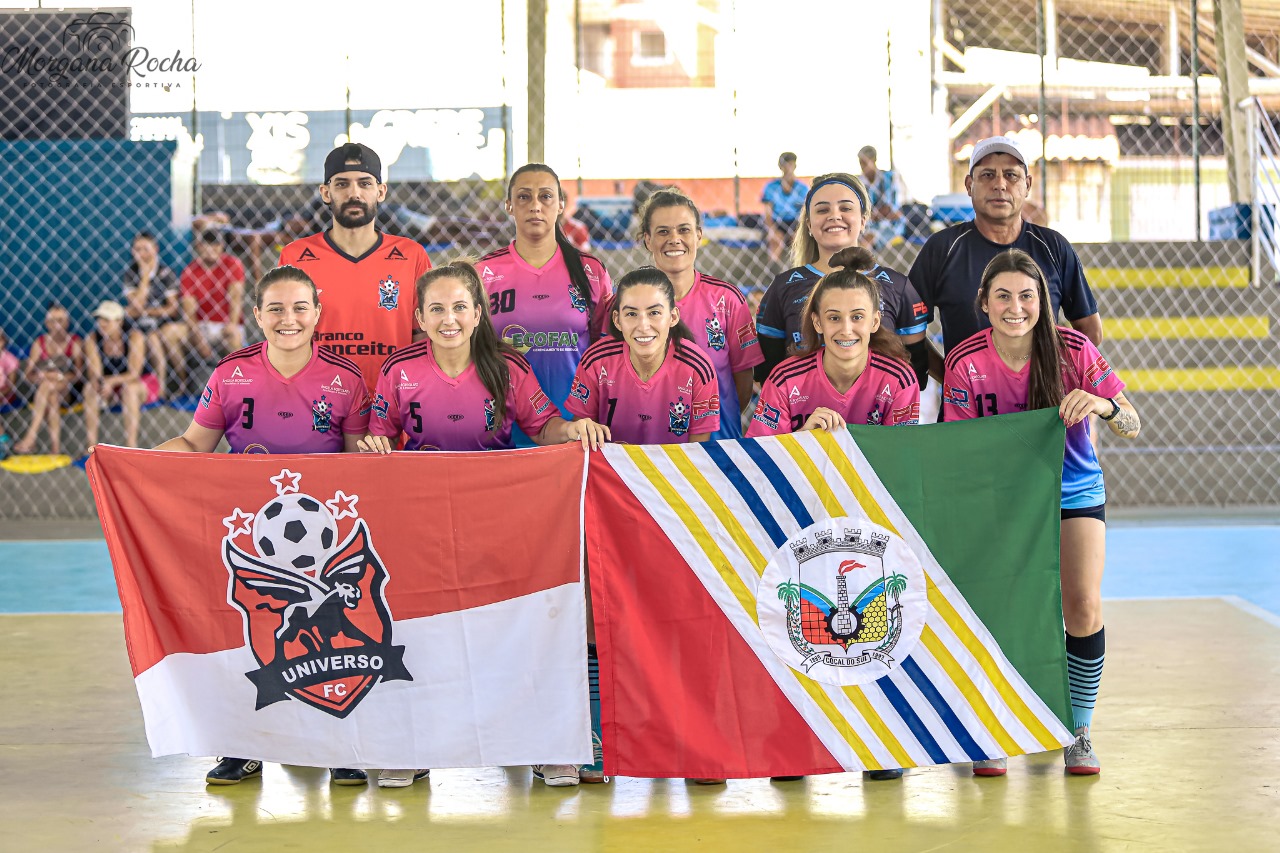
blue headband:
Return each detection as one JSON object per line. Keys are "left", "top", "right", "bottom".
{"left": 805, "top": 178, "right": 866, "bottom": 216}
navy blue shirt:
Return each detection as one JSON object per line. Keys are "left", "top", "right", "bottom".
{"left": 908, "top": 221, "right": 1099, "bottom": 354}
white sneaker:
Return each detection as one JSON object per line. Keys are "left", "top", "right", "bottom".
{"left": 377, "top": 768, "right": 430, "bottom": 788}
{"left": 532, "top": 764, "right": 580, "bottom": 787}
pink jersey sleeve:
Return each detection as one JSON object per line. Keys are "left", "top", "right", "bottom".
{"left": 343, "top": 385, "right": 373, "bottom": 435}
{"left": 369, "top": 366, "right": 404, "bottom": 438}
{"left": 508, "top": 354, "right": 561, "bottom": 439}
{"left": 564, "top": 365, "right": 597, "bottom": 422}
{"left": 942, "top": 360, "right": 978, "bottom": 421}
{"left": 1069, "top": 332, "right": 1126, "bottom": 399}
{"left": 192, "top": 365, "right": 226, "bottom": 431}
{"left": 745, "top": 375, "right": 792, "bottom": 437}
{"left": 688, "top": 347, "right": 721, "bottom": 436}
{"left": 727, "top": 296, "right": 765, "bottom": 374}
{"left": 886, "top": 381, "right": 921, "bottom": 426}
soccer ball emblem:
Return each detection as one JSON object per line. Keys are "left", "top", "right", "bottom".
{"left": 252, "top": 493, "right": 338, "bottom": 571}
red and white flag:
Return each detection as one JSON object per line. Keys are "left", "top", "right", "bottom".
{"left": 88, "top": 445, "right": 591, "bottom": 769}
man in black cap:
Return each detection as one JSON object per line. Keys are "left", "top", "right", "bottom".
{"left": 908, "top": 135, "right": 1103, "bottom": 418}
{"left": 278, "top": 142, "right": 431, "bottom": 394}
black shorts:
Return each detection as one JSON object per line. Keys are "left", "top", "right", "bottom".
{"left": 772, "top": 219, "right": 798, "bottom": 241}
{"left": 1061, "top": 503, "right": 1105, "bottom": 522}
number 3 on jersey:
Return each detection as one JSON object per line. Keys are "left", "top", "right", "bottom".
{"left": 241, "top": 397, "right": 255, "bottom": 429}
{"left": 489, "top": 289, "right": 516, "bottom": 315}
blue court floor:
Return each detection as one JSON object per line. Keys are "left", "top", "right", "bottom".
{"left": 4, "top": 524, "right": 1277, "bottom": 617}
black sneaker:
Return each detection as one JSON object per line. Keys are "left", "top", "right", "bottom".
{"left": 865, "top": 768, "right": 905, "bottom": 781}
{"left": 771, "top": 776, "right": 805, "bottom": 782}
{"left": 329, "top": 767, "right": 368, "bottom": 786}
{"left": 206, "top": 758, "right": 263, "bottom": 785}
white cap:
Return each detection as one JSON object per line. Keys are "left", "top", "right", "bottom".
{"left": 969, "top": 136, "right": 1028, "bottom": 173}
{"left": 93, "top": 300, "right": 125, "bottom": 321}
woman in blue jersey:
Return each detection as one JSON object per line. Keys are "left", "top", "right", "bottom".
{"left": 755, "top": 173, "right": 929, "bottom": 388}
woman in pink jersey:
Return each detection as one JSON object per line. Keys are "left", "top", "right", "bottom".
{"left": 748, "top": 247, "right": 920, "bottom": 440}
{"left": 943, "top": 249, "right": 1140, "bottom": 778}
{"left": 359, "top": 260, "right": 608, "bottom": 455}
{"left": 565, "top": 267, "right": 720, "bottom": 445}
{"left": 13, "top": 302, "right": 83, "bottom": 456}
{"left": 477, "top": 164, "right": 612, "bottom": 444}
{"left": 635, "top": 187, "right": 763, "bottom": 440}
{"left": 564, "top": 265, "right": 719, "bottom": 786}
{"left": 155, "top": 265, "right": 373, "bottom": 788}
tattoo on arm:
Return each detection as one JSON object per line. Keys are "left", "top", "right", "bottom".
{"left": 1109, "top": 408, "right": 1140, "bottom": 437}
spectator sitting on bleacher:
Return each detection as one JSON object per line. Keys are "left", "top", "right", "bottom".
{"left": 858, "top": 146, "right": 905, "bottom": 250}
{"left": 176, "top": 229, "right": 246, "bottom": 390}
{"left": 83, "top": 300, "right": 160, "bottom": 452}
{"left": 12, "top": 302, "right": 82, "bottom": 456}
{"left": 0, "top": 328, "right": 19, "bottom": 458}
{"left": 121, "top": 230, "right": 181, "bottom": 399}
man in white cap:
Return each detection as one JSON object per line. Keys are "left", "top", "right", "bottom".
{"left": 908, "top": 135, "right": 1102, "bottom": 410}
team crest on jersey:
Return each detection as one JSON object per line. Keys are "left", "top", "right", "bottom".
{"left": 378, "top": 276, "right": 400, "bottom": 311}
{"left": 757, "top": 519, "right": 924, "bottom": 686}
{"left": 705, "top": 316, "right": 726, "bottom": 351}
{"left": 311, "top": 395, "right": 333, "bottom": 433}
{"left": 221, "top": 470, "right": 412, "bottom": 718}
{"left": 483, "top": 398, "right": 496, "bottom": 431}
{"left": 567, "top": 281, "right": 587, "bottom": 313}
{"left": 668, "top": 396, "right": 691, "bottom": 436}
{"left": 867, "top": 408, "right": 883, "bottom": 426}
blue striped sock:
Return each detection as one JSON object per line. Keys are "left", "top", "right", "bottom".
{"left": 1065, "top": 627, "right": 1105, "bottom": 732}
{"left": 586, "top": 644, "right": 603, "bottom": 772}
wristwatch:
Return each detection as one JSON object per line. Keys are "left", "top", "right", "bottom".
{"left": 1100, "top": 397, "right": 1120, "bottom": 421}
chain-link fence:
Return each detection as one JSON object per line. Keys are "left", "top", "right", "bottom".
{"left": 1, "top": 1, "right": 1277, "bottom": 518}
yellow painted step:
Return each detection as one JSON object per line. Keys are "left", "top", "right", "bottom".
{"left": 1085, "top": 267, "right": 1251, "bottom": 288}
{"left": 1107, "top": 315, "right": 1270, "bottom": 340}
{"left": 1124, "top": 367, "right": 1280, "bottom": 392}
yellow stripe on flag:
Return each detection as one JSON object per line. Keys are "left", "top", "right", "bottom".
{"left": 777, "top": 434, "right": 845, "bottom": 519}
{"left": 661, "top": 446, "right": 768, "bottom": 573}
{"left": 623, "top": 445, "right": 887, "bottom": 770}
{"left": 920, "top": 625, "right": 1021, "bottom": 756}
{"left": 927, "top": 585, "right": 1063, "bottom": 751}
{"left": 811, "top": 430, "right": 900, "bottom": 533}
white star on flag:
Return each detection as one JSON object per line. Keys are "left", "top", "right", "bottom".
{"left": 326, "top": 491, "right": 359, "bottom": 520}
{"left": 222, "top": 508, "right": 254, "bottom": 537}
{"left": 270, "top": 469, "right": 301, "bottom": 495}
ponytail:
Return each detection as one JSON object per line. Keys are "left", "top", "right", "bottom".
{"left": 796, "top": 246, "right": 908, "bottom": 363}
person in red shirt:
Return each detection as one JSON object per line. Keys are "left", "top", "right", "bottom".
{"left": 177, "top": 230, "right": 246, "bottom": 386}
{"left": 278, "top": 143, "right": 432, "bottom": 394}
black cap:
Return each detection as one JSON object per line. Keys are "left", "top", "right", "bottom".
{"left": 324, "top": 142, "right": 383, "bottom": 183}
{"left": 196, "top": 229, "right": 224, "bottom": 244}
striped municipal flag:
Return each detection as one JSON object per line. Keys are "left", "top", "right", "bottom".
{"left": 586, "top": 409, "right": 1074, "bottom": 778}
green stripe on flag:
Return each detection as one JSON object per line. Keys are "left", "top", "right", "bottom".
{"left": 848, "top": 409, "right": 1073, "bottom": 730}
